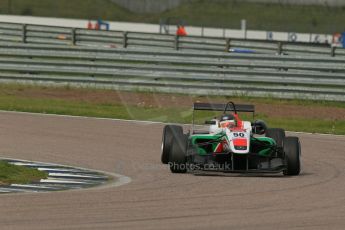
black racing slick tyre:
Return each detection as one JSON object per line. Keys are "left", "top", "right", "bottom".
{"left": 169, "top": 133, "right": 188, "bottom": 173}
{"left": 283, "top": 137, "right": 301, "bottom": 176}
{"left": 161, "top": 125, "right": 183, "bottom": 164}
{"left": 266, "top": 128, "right": 285, "bottom": 148}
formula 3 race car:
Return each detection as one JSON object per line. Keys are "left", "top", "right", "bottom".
{"left": 161, "top": 101, "right": 301, "bottom": 176}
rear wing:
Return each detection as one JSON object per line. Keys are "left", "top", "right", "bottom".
{"left": 191, "top": 102, "right": 255, "bottom": 132}
{"left": 193, "top": 103, "right": 255, "bottom": 113}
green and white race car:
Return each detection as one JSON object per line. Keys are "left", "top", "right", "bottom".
{"left": 161, "top": 101, "right": 301, "bottom": 175}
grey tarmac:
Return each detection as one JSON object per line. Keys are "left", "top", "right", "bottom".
{"left": 0, "top": 111, "right": 344, "bottom": 230}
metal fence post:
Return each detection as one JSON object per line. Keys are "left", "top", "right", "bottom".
{"left": 277, "top": 42, "right": 283, "bottom": 55}
{"left": 225, "top": 38, "right": 231, "bottom": 52}
{"left": 174, "top": 35, "right": 179, "bottom": 50}
{"left": 123, "top": 32, "right": 128, "bottom": 48}
{"left": 331, "top": 46, "right": 336, "bottom": 57}
{"left": 71, "top": 28, "right": 76, "bottom": 45}
{"left": 22, "top": 24, "right": 27, "bottom": 43}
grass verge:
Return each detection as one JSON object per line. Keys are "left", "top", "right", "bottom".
{"left": 0, "top": 83, "right": 344, "bottom": 135}
{"left": 0, "top": 161, "right": 48, "bottom": 185}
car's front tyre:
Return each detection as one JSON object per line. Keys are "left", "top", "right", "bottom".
{"left": 161, "top": 125, "right": 183, "bottom": 164}
{"left": 266, "top": 128, "right": 285, "bottom": 148}
{"left": 283, "top": 137, "right": 301, "bottom": 176}
{"left": 169, "top": 132, "right": 188, "bottom": 173}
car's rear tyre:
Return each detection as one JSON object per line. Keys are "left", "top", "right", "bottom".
{"left": 266, "top": 128, "right": 285, "bottom": 148}
{"left": 169, "top": 132, "right": 188, "bottom": 173}
{"left": 161, "top": 125, "right": 183, "bottom": 164}
{"left": 283, "top": 137, "right": 301, "bottom": 176}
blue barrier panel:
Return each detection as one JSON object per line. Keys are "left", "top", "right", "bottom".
{"left": 229, "top": 48, "right": 255, "bottom": 54}
{"left": 97, "top": 19, "right": 110, "bottom": 31}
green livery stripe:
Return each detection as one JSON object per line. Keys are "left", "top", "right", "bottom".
{"left": 251, "top": 137, "right": 276, "bottom": 156}
{"left": 190, "top": 133, "right": 224, "bottom": 155}
{"left": 190, "top": 134, "right": 276, "bottom": 156}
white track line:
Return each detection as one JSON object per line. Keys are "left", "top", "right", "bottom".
{"left": 0, "top": 187, "right": 39, "bottom": 193}
{"left": 0, "top": 110, "right": 343, "bottom": 137}
{"left": 37, "top": 167, "right": 89, "bottom": 173}
{"left": 48, "top": 172, "right": 108, "bottom": 179}
{"left": 40, "top": 178, "right": 92, "bottom": 184}
{"left": 0, "top": 110, "right": 164, "bottom": 124}
{"left": 10, "top": 184, "right": 57, "bottom": 190}
{"left": 10, "top": 162, "right": 61, "bottom": 167}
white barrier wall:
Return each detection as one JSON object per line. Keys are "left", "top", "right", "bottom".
{"left": 0, "top": 15, "right": 159, "bottom": 33}
{"left": 0, "top": 15, "right": 333, "bottom": 44}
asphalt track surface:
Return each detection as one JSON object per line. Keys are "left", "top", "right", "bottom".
{"left": 0, "top": 111, "right": 344, "bottom": 230}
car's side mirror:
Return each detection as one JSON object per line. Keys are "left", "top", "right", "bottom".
{"left": 252, "top": 120, "right": 267, "bottom": 135}
{"left": 205, "top": 120, "right": 216, "bottom": 125}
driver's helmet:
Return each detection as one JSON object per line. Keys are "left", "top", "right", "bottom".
{"left": 219, "top": 114, "right": 236, "bottom": 128}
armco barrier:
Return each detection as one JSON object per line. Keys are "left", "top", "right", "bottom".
{"left": 0, "top": 21, "right": 343, "bottom": 57}
{"left": 0, "top": 42, "right": 344, "bottom": 101}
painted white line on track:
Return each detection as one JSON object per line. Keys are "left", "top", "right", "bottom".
{"left": 0, "top": 110, "right": 164, "bottom": 125}
{"left": 0, "top": 110, "right": 344, "bottom": 137}
{"left": 37, "top": 167, "right": 89, "bottom": 173}
{"left": 48, "top": 172, "right": 108, "bottom": 179}
{"left": 10, "top": 184, "right": 57, "bottom": 190}
{"left": 9, "top": 162, "right": 61, "bottom": 167}
{"left": 0, "top": 187, "right": 38, "bottom": 193}
{"left": 40, "top": 178, "right": 93, "bottom": 184}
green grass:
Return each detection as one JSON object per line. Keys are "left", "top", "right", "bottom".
{"left": 0, "top": 83, "right": 343, "bottom": 135}
{"left": 0, "top": 161, "right": 48, "bottom": 185}
{"left": 0, "top": 0, "right": 344, "bottom": 33}
{"left": 197, "top": 94, "right": 345, "bottom": 109}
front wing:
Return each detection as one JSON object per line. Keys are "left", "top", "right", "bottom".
{"left": 186, "top": 151, "right": 286, "bottom": 173}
